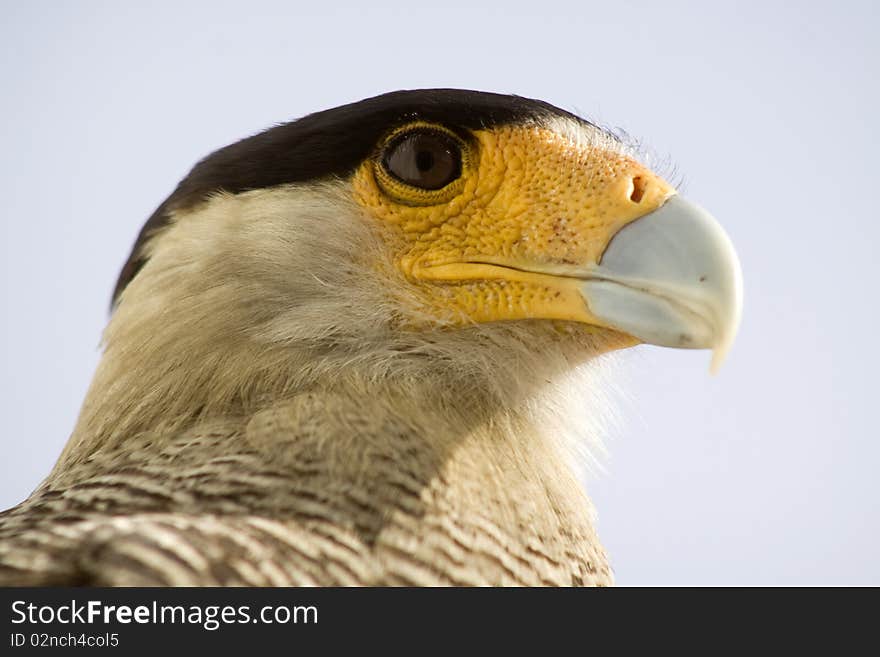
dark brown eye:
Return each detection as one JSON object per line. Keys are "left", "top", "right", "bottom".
{"left": 382, "top": 130, "right": 462, "bottom": 190}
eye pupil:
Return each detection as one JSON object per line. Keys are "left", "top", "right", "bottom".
{"left": 416, "top": 150, "right": 434, "bottom": 172}
{"left": 382, "top": 129, "right": 462, "bottom": 191}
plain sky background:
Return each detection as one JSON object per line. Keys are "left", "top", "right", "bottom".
{"left": 2, "top": 1, "right": 877, "bottom": 585}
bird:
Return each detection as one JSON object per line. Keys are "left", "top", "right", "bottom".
{"left": 0, "top": 89, "right": 742, "bottom": 586}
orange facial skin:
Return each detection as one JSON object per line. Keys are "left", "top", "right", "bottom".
{"left": 353, "top": 123, "right": 673, "bottom": 328}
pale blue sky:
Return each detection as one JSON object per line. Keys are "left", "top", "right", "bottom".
{"left": 2, "top": 0, "right": 877, "bottom": 584}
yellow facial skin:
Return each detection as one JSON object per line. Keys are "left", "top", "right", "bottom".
{"left": 352, "top": 123, "right": 674, "bottom": 332}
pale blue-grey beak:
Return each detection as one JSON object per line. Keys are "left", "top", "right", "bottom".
{"left": 580, "top": 195, "right": 743, "bottom": 372}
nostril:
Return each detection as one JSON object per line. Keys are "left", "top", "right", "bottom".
{"left": 630, "top": 176, "right": 647, "bottom": 203}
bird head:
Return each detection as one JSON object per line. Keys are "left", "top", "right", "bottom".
{"left": 98, "top": 89, "right": 741, "bottom": 440}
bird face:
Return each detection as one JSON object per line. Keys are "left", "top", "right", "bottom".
{"left": 351, "top": 118, "right": 740, "bottom": 370}
{"left": 115, "top": 89, "right": 741, "bottom": 373}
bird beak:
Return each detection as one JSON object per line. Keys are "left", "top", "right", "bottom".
{"left": 579, "top": 195, "right": 743, "bottom": 372}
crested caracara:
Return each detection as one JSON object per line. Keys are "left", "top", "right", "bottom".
{"left": 0, "top": 89, "right": 741, "bottom": 586}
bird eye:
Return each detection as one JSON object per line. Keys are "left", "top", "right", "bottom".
{"left": 382, "top": 130, "right": 462, "bottom": 191}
